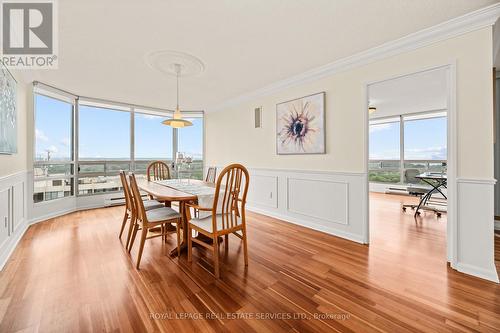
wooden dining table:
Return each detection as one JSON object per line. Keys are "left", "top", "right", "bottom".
{"left": 137, "top": 179, "right": 215, "bottom": 257}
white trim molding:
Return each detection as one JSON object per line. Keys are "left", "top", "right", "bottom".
{"left": 210, "top": 3, "right": 500, "bottom": 113}
{"left": 456, "top": 178, "right": 499, "bottom": 283}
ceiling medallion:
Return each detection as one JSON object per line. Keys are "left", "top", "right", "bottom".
{"left": 145, "top": 50, "right": 205, "bottom": 77}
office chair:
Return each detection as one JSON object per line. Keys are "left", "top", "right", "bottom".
{"left": 402, "top": 169, "right": 428, "bottom": 215}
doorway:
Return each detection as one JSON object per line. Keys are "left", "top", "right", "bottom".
{"left": 364, "top": 65, "right": 457, "bottom": 266}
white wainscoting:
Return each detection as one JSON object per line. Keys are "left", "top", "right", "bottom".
{"left": 0, "top": 171, "right": 29, "bottom": 270}
{"left": 456, "top": 178, "right": 499, "bottom": 282}
{"left": 241, "top": 167, "right": 367, "bottom": 244}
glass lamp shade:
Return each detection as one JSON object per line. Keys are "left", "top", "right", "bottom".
{"left": 162, "top": 109, "right": 193, "bottom": 128}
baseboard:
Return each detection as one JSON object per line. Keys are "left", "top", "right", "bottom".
{"left": 0, "top": 220, "right": 29, "bottom": 270}
{"left": 247, "top": 204, "right": 366, "bottom": 244}
{"left": 455, "top": 262, "right": 499, "bottom": 283}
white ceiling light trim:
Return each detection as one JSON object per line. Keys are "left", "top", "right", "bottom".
{"left": 209, "top": 3, "right": 500, "bottom": 113}
{"left": 145, "top": 50, "right": 205, "bottom": 77}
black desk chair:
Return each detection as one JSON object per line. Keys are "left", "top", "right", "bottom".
{"left": 402, "top": 169, "right": 429, "bottom": 215}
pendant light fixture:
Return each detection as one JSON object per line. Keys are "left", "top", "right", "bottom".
{"left": 162, "top": 63, "right": 193, "bottom": 128}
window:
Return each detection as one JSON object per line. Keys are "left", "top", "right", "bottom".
{"left": 79, "top": 105, "right": 130, "bottom": 160}
{"left": 78, "top": 103, "right": 131, "bottom": 195}
{"left": 32, "top": 83, "right": 204, "bottom": 201}
{"left": 178, "top": 115, "right": 204, "bottom": 180}
{"left": 368, "top": 119, "right": 400, "bottom": 183}
{"left": 33, "top": 93, "right": 75, "bottom": 202}
{"left": 134, "top": 111, "right": 173, "bottom": 176}
{"left": 369, "top": 112, "right": 447, "bottom": 184}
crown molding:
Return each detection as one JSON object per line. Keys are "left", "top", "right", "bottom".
{"left": 209, "top": 3, "right": 500, "bottom": 113}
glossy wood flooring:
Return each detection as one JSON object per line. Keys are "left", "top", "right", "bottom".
{"left": 0, "top": 193, "right": 499, "bottom": 332}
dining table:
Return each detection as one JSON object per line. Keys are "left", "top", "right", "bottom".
{"left": 137, "top": 178, "right": 216, "bottom": 257}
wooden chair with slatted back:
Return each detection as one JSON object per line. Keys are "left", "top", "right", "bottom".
{"left": 146, "top": 161, "right": 171, "bottom": 201}
{"left": 128, "top": 173, "right": 182, "bottom": 269}
{"left": 147, "top": 161, "right": 171, "bottom": 181}
{"left": 205, "top": 167, "right": 217, "bottom": 183}
{"left": 119, "top": 171, "right": 163, "bottom": 250}
{"left": 185, "top": 164, "right": 250, "bottom": 278}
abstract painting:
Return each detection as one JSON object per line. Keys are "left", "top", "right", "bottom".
{"left": 0, "top": 63, "right": 17, "bottom": 154}
{"left": 276, "top": 92, "right": 325, "bottom": 154}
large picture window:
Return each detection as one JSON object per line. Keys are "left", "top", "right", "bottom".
{"left": 369, "top": 112, "right": 446, "bottom": 184}
{"left": 32, "top": 83, "right": 204, "bottom": 202}
{"left": 178, "top": 115, "right": 204, "bottom": 180}
{"left": 33, "top": 93, "right": 75, "bottom": 202}
{"left": 134, "top": 111, "right": 173, "bottom": 176}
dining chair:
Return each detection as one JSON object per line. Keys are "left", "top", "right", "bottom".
{"left": 146, "top": 161, "right": 171, "bottom": 201}
{"left": 205, "top": 167, "right": 217, "bottom": 183}
{"left": 128, "top": 173, "right": 182, "bottom": 269}
{"left": 118, "top": 171, "right": 164, "bottom": 249}
{"left": 185, "top": 164, "right": 249, "bottom": 278}
{"left": 147, "top": 161, "right": 171, "bottom": 181}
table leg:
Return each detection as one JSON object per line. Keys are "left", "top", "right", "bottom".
{"left": 169, "top": 201, "right": 224, "bottom": 257}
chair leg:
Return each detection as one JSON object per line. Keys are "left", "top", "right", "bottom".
{"left": 176, "top": 220, "right": 181, "bottom": 257}
{"left": 242, "top": 226, "right": 249, "bottom": 266}
{"left": 224, "top": 234, "right": 229, "bottom": 254}
{"left": 136, "top": 227, "right": 148, "bottom": 269}
{"left": 128, "top": 223, "right": 139, "bottom": 252}
{"left": 213, "top": 236, "right": 220, "bottom": 279}
{"left": 119, "top": 211, "right": 129, "bottom": 239}
{"left": 187, "top": 225, "right": 192, "bottom": 262}
{"left": 125, "top": 214, "right": 136, "bottom": 250}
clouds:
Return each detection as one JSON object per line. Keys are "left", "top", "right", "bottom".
{"left": 405, "top": 146, "right": 446, "bottom": 160}
{"left": 60, "top": 137, "right": 70, "bottom": 147}
{"left": 35, "top": 129, "right": 48, "bottom": 142}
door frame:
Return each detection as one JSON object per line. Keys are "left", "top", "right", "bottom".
{"left": 362, "top": 62, "right": 458, "bottom": 267}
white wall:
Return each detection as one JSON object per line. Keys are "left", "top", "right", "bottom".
{"left": 205, "top": 28, "right": 498, "bottom": 282}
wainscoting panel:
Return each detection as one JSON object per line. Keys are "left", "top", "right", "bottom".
{"left": 286, "top": 177, "right": 348, "bottom": 225}
{"left": 0, "top": 171, "right": 29, "bottom": 270}
{"left": 246, "top": 175, "right": 278, "bottom": 209}
{"left": 241, "top": 167, "right": 367, "bottom": 244}
{"left": 12, "top": 181, "right": 25, "bottom": 233}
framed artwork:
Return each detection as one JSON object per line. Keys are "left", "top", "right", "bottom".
{"left": 276, "top": 92, "right": 325, "bottom": 154}
{"left": 0, "top": 63, "right": 17, "bottom": 154}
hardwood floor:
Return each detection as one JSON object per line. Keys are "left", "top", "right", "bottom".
{"left": 0, "top": 193, "right": 499, "bottom": 332}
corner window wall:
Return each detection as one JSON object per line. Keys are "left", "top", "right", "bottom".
{"left": 33, "top": 83, "right": 204, "bottom": 203}
{"left": 369, "top": 112, "right": 447, "bottom": 184}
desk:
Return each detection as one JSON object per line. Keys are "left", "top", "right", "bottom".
{"left": 137, "top": 179, "right": 214, "bottom": 257}
{"left": 414, "top": 173, "right": 447, "bottom": 217}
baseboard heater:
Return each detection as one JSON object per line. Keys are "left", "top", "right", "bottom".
{"left": 385, "top": 187, "right": 408, "bottom": 195}
{"left": 104, "top": 194, "right": 149, "bottom": 207}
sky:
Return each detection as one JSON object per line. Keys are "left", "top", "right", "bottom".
{"left": 369, "top": 116, "right": 447, "bottom": 160}
{"left": 35, "top": 94, "right": 203, "bottom": 161}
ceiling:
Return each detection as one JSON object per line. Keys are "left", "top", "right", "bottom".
{"left": 368, "top": 68, "right": 448, "bottom": 119}
{"left": 18, "top": 0, "right": 497, "bottom": 111}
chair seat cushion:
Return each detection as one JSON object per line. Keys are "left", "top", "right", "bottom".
{"left": 189, "top": 214, "right": 241, "bottom": 233}
{"left": 146, "top": 207, "right": 181, "bottom": 222}
{"left": 143, "top": 200, "right": 164, "bottom": 211}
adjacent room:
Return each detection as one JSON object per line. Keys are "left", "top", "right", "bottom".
{"left": 368, "top": 67, "right": 449, "bottom": 266}
{"left": 1, "top": 1, "right": 500, "bottom": 332}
